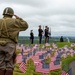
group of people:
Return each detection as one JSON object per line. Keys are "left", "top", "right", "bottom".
{"left": 30, "top": 25, "right": 51, "bottom": 44}
{"left": 0, "top": 7, "right": 51, "bottom": 75}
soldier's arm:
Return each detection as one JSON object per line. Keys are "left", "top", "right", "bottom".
{"left": 14, "top": 15, "right": 28, "bottom": 31}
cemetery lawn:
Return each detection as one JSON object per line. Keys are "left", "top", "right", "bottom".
{"left": 14, "top": 42, "right": 75, "bottom": 75}
{"left": 56, "top": 42, "right": 71, "bottom": 48}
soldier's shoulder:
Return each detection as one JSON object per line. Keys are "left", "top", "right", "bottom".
{"left": 7, "top": 18, "right": 15, "bottom": 20}
{"left": 0, "top": 18, "right": 16, "bottom": 23}
{"left": 5, "top": 18, "right": 16, "bottom": 22}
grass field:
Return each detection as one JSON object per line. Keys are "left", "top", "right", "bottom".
{"left": 13, "top": 42, "right": 75, "bottom": 75}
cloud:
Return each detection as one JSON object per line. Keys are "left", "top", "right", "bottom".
{"left": 0, "top": 0, "right": 75, "bottom": 36}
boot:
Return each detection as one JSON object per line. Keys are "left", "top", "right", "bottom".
{"left": 0, "top": 69, "right": 5, "bottom": 75}
{"left": 5, "top": 70, "right": 13, "bottom": 75}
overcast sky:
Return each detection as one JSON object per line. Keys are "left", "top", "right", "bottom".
{"left": 0, "top": 0, "right": 75, "bottom": 36}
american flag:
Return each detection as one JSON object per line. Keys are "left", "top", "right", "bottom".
{"left": 66, "top": 73, "right": 69, "bottom": 75}
{"left": 19, "top": 48, "right": 26, "bottom": 73}
{"left": 45, "top": 43, "right": 50, "bottom": 46}
{"left": 19, "top": 61, "right": 26, "bottom": 73}
{"left": 52, "top": 43, "right": 57, "bottom": 48}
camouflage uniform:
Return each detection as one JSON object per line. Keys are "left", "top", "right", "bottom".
{"left": 0, "top": 7, "right": 28, "bottom": 75}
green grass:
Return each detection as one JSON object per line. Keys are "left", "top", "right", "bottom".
{"left": 51, "top": 50, "right": 56, "bottom": 57}
{"left": 50, "top": 69, "right": 62, "bottom": 75}
{"left": 33, "top": 72, "right": 42, "bottom": 75}
{"left": 16, "top": 49, "right": 21, "bottom": 54}
{"left": 13, "top": 72, "right": 25, "bottom": 75}
{"left": 45, "top": 56, "right": 51, "bottom": 64}
{"left": 57, "top": 42, "right": 71, "bottom": 48}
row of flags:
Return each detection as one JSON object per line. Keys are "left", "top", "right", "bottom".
{"left": 17, "top": 43, "right": 74, "bottom": 74}
{"left": 19, "top": 49, "right": 72, "bottom": 74}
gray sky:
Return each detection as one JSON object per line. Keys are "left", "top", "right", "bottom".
{"left": 0, "top": 0, "right": 75, "bottom": 36}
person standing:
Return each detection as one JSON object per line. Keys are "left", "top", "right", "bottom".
{"left": 47, "top": 27, "right": 51, "bottom": 43}
{"left": 44, "top": 26, "right": 48, "bottom": 43}
{"left": 60, "top": 36, "right": 64, "bottom": 42}
{"left": 30, "top": 30, "right": 34, "bottom": 44}
{"left": 38, "top": 25, "right": 43, "bottom": 44}
{"left": 0, "top": 7, "right": 28, "bottom": 75}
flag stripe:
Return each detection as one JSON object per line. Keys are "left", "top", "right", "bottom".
{"left": 19, "top": 62, "right": 26, "bottom": 73}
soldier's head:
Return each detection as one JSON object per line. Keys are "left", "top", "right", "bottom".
{"left": 31, "top": 30, "right": 33, "bottom": 32}
{"left": 3, "top": 7, "right": 14, "bottom": 17}
{"left": 45, "top": 26, "right": 47, "bottom": 28}
{"left": 39, "top": 25, "right": 41, "bottom": 29}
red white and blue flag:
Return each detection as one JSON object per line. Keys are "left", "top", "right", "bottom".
{"left": 19, "top": 48, "right": 26, "bottom": 73}
{"left": 19, "top": 61, "right": 26, "bottom": 73}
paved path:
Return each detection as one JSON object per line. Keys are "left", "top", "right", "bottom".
{"left": 69, "top": 61, "right": 75, "bottom": 75}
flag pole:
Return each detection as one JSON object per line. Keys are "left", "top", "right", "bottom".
{"left": 50, "top": 27, "right": 51, "bottom": 38}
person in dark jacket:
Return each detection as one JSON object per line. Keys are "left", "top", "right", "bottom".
{"left": 60, "top": 36, "right": 64, "bottom": 42}
{"left": 44, "top": 26, "right": 48, "bottom": 43}
{"left": 47, "top": 27, "right": 51, "bottom": 43}
{"left": 30, "top": 30, "right": 34, "bottom": 44}
{"left": 38, "top": 25, "right": 43, "bottom": 44}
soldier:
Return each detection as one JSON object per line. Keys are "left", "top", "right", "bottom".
{"left": 30, "top": 30, "right": 34, "bottom": 44}
{"left": 0, "top": 7, "right": 28, "bottom": 75}
{"left": 38, "top": 25, "right": 43, "bottom": 44}
{"left": 44, "top": 26, "right": 48, "bottom": 43}
{"left": 60, "top": 36, "right": 64, "bottom": 42}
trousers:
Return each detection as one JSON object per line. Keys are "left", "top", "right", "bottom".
{"left": 0, "top": 43, "right": 16, "bottom": 70}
